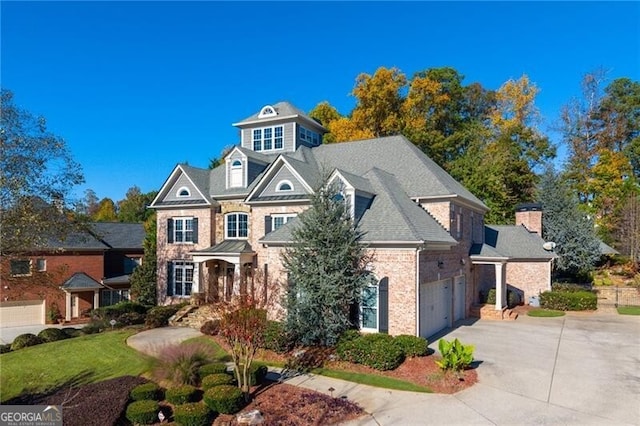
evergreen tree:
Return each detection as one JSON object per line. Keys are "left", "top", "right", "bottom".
{"left": 130, "top": 213, "right": 157, "bottom": 305}
{"left": 537, "top": 167, "right": 601, "bottom": 279}
{"left": 282, "top": 177, "right": 371, "bottom": 347}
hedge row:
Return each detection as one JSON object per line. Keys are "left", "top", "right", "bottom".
{"left": 335, "top": 332, "right": 428, "bottom": 371}
{"left": 540, "top": 290, "right": 597, "bottom": 311}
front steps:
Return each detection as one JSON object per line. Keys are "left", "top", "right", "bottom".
{"left": 169, "top": 304, "right": 222, "bottom": 329}
{"left": 470, "top": 304, "right": 519, "bottom": 320}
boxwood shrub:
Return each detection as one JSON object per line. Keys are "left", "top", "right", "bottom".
{"left": 165, "top": 385, "right": 198, "bottom": 405}
{"left": 540, "top": 290, "right": 597, "bottom": 311}
{"left": 125, "top": 400, "right": 159, "bottom": 425}
{"left": 246, "top": 364, "right": 268, "bottom": 386}
{"left": 10, "top": 333, "right": 43, "bottom": 351}
{"left": 0, "top": 344, "right": 12, "bottom": 354}
{"left": 61, "top": 327, "right": 83, "bottom": 338}
{"left": 173, "top": 402, "right": 213, "bottom": 426}
{"left": 336, "top": 333, "right": 405, "bottom": 371}
{"left": 201, "top": 373, "right": 235, "bottom": 390}
{"left": 394, "top": 335, "right": 428, "bottom": 357}
{"left": 130, "top": 382, "right": 163, "bottom": 401}
{"left": 203, "top": 385, "right": 244, "bottom": 414}
{"left": 37, "top": 328, "right": 68, "bottom": 343}
{"left": 198, "top": 362, "right": 228, "bottom": 379}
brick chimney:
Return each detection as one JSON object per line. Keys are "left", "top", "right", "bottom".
{"left": 515, "top": 203, "right": 542, "bottom": 235}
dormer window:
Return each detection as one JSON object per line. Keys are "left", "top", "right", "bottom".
{"left": 276, "top": 180, "right": 293, "bottom": 192}
{"left": 229, "top": 159, "right": 243, "bottom": 188}
{"left": 258, "top": 105, "right": 278, "bottom": 118}
{"left": 300, "top": 126, "right": 320, "bottom": 146}
{"left": 177, "top": 187, "right": 190, "bottom": 197}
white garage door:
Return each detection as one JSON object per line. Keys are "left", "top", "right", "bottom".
{"left": 419, "top": 279, "right": 452, "bottom": 338}
{"left": 454, "top": 275, "right": 466, "bottom": 321}
{"left": 0, "top": 300, "right": 45, "bottom": 327}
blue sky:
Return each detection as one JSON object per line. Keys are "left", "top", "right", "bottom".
{"left": 2, "top": 1, "right": 639, "bottom": 203}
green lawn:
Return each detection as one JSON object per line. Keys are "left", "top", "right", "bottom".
{"left": 527, "top": 308, "right": 566, "bottom": 317}
{"left": 617, "top": 306, "right": 640, "bottom": 315}
{"left": 0, "top": 330, "right": 152, "bottom": 402}
{"left": 312, "top": 367, "right": 432, "bottom": 393}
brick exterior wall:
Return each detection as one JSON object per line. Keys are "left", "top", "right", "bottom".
{"left": 1, "top": 252, "right": 104, "bottom": 322}
{"left": 506, "top": 261, "right": 552, "bottom": 302}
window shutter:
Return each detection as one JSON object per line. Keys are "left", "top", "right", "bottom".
{"left": 264, "top": 216, "right": 272, "bottom": 235}
{"left": 167, "top": 262, "right": 174, "bottom": 296}
{"left": 379, "top": 277, "right": 389, "bottom": 334}
{"left": 167, "top": 219, "right": 174, "bottom": 243}
{"left": 192, "top": 218, "right": 198, "bottom": 243}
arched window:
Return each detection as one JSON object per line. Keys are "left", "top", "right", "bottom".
{"left": 225, "top": 212, "right": 249, "bottom": 239}
{"left": 176, "top": 187, "right": 190, "bottom": 197}
{"left": 276, "top": 180, "right": 293, "bottom": 192}
{"left": 258, "top": 105, "right": 278, "bottom": 118}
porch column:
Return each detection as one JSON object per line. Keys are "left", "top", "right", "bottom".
{"left": 494, "top": 262, "right": 506, "bottom": 310}
{"left": 65, "top": 292, "right": 72, "bottom": 321}
{"left": 232, "top": 262, "right": 240, "bottom": 296}
{"left": 93, "top": 290, "right": 100, "bottom": 309}
{"left": 193, "top": 263, "right": 200, "bottom": 294}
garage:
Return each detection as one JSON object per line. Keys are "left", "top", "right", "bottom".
{"left": 0, "top": 300, "right": 45, "bottom": 327}
{"left": 419, "top": 279, "right": 452, "bottom": 338}
{"left": 454, "top": 275, "right": 466, "bottom": 321}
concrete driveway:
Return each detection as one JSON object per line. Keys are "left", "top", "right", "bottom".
{"left": 291, "top": 312, "right": 640, "bottom": 426}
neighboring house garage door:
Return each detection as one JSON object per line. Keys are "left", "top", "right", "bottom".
{"left": 0, "top": 300, "right": 45, "bottom": 327}
{"left": 419, "top": 279, "right": 452, "bottom": 338}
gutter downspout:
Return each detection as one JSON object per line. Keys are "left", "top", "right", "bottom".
{"left": 415, "top": 243, "right": 424, "bottom": 337}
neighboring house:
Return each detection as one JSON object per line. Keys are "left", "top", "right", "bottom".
{"left": 0, "top": 222, "right": 145, "bottom": 326}
{"left": 150, "top": 101, "right": 556, "bottom": 338}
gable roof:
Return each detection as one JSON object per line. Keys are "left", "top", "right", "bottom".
{"left": 61, "top": 272, "right": 103, "bottom": 290}
{"left": 312, "top": 136, "right": 487, "bottom": 210}
{"left": 151, "top": 163, "right": 212, "bottom": 207}
{"left": 470, "top": 225, "right": 556, "bottom": 260}
{"left": 42, "top": 222, "right": 144, "bottom": 251}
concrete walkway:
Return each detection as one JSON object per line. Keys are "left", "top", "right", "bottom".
{"left": 126, "top": 313, "right": 640, "bottom": 426}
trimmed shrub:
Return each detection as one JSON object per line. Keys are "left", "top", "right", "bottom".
{"left": 165, "top": 385, "right": 198, "bottom": 405}
{"left": 201, "top": 373, "right": 235, "bottom": 390}
{"left": 337, "top": 333, "right": 405, "bottom": 371}
{"left": 246, "top": 364, "right": 268, "bottom": 386}
{"left": 130, "top": 382, "right": 162, "bottom": 401}
{"left": 116, "top": 311, "right": 147, "bottom": 326}
{"left": 486, "top": 288, "right": 497, "bottom": 305}
{"left": 507, "top": 289, "right": 521, "bottom": 308}
{"left": 540, "top": 290, "right": 597, "bottom": 311}
{"left": 200, "top": 319, "right": 220, "bottom": 336}
{"left": 0, "top": 344, "right": 12, "bottom": 354}
{"left": 61, "top": 327, "right": 83, "bottom": 338}
{"left": 262, "top": 321, "right": 291, "bottom": 353}
{"left": 10, "top": 333, "right": 43, "bottom": 351}
{"left": 394, "top": 335, "right": 428, "bottom": 357}
{"left": 92, "top": 301, "right": 149, "bottom": 321}
{"left": 173, "top": 402, "right": 213, "bottom": 426}
{"left": 203, "top": 385, "right": 244, "bottom": 414}
{"left": 82, "top": 320, "right": 108, "bottom": 334}
{"left": 37, "top": 328, "right": 68, "bottom": 343}
{"left": 145, "top": 304, "right": 184, "bottom": 329}
{"left": 552, "top": 282, "right": 592, "bottom": 292}
{"left": 198, "top": 362, "right": 228, "bottom": 379}
{"left": 125, "top": 400, "right": 159, "bottom": 425}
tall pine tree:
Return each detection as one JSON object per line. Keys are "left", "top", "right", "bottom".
{"left": 282, "top": 177, "right": 371, "bottom": 347}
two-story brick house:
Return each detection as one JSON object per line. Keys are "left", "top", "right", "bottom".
{"left": 150, "top": 102, "right": 555, "bottom": 338}
{"left": 0, "top": 222, "right": 145, "bottom": 325}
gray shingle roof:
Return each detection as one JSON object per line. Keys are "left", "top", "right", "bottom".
{"left": 91, "top": 223, "right": 145, "bottom": 250}
{"left": 470, "top": 225, "right": 556, "bottom": 260}
{"left": 234, "top": 101, "right": 326, "bottom": 131}
{"left": 61, "top": 272, "right": 103, "bottom": 290}
{"left": 313, "top": 135, "right": 487, "bottom": 209}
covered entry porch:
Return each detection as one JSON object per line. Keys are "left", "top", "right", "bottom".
{"left": 191, "top": 241, "right": 256, "bottom": 304}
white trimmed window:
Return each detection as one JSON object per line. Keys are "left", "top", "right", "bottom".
{"left": 101, "top": 289, "right": 130, "bottom": 306}
{"left": 272, "top": 213, "right": 297, "bottom": 231}
{"left": 10, "top": 259, "right": 31, "bottom": 276}
{"left": 361, "top": 277, "right": 379, "bottom": 331}
{"left": 299, "top": 126, "right": 320, "bottom": 146}
{"left": 276, "top": 180, "right": 293, "bottom": 192}
{"left": 170, "top": 261, "right": 193, "bottom": 297}
{"left": 230, "top": 159, "right": 243, "bottom": 188}
{"left": 36, "top": 258, "right": 46, "bottom": 272}
{"left": 177, "top": 187, "right": 190, "bottom": 197}
{"left": 226, "top": 212, "right": 249, "bottom": 239}
{"left": 174, "top": 218, "right": 194, "bottom": 243}
{"left": 253, "top": 126, "right": 284, "bottom": 151}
